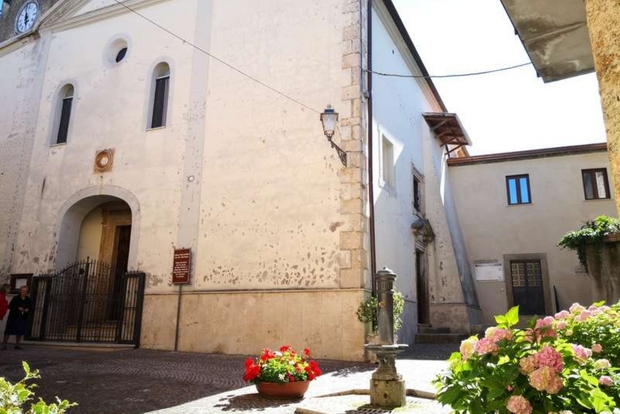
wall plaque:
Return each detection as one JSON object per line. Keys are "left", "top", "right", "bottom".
{"left": 474, "top": 262, "right": 503, "bottom": 281}
{"left": 172, "top": 248, "right": 191, "bottom": 284}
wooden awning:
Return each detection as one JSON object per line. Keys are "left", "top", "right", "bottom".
{"left": 423, "top": 113, "right": 471, "bottom": 157}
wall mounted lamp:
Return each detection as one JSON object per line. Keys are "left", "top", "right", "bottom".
{"left": 320, "top": 105, "right": 347, "bottom": 167}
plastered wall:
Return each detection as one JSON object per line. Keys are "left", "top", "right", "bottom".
{"left": 450, "top": 151, "right": 617, "bottom": 324}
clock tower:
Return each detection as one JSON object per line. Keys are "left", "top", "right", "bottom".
{"left": 0, "top": 0, "right": 61, "bottom": 43}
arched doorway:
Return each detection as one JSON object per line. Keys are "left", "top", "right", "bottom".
{"left": 77, "top": 200, "right": 132, "bottom": 283}
{"left": 28, "top": 190, "right": 145, "bottom": 345}
{"left": 56, "top": 192, "right": 139, "bottom": 271}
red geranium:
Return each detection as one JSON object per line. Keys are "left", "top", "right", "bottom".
{"left": 242, "top": 345, "right": 323, "bottom": 384}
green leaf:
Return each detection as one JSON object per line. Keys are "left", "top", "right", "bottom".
{"left": 486, "top": 388, "right": 504, "bottom": 400}
{"left": 505, "top": 306, "right": 520, "bottom": 327}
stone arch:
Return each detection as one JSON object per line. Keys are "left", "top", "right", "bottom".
{"left": 55, "top": 186, "right": 141, "bottom": 270}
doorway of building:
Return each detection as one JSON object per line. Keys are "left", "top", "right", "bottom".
{"left": 416, "top": 250, "right": 430, "bottom": 325}
{"left": 28, "top": 195, "right": 145, "bottom": 345}
{"left": 509, "top": 260, "right": 545, "bottom": 315}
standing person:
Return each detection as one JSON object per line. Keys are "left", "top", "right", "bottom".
{"left": 2, "top": 285, "right": 32, "bottom": 350}
{"left": 0, "top": 284, "right": 9, "bottom": 322}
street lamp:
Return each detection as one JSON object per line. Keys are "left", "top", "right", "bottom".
{"left": 320, "top": 105, "right": 347, "bottom": 166}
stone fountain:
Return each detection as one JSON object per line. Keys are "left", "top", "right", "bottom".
{"left": 365, "top": 268, "right": 409, "bottom": 408}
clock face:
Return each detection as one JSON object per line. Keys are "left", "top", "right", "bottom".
{"left": 15, "top": 1, "right": 40, "bottom": 34}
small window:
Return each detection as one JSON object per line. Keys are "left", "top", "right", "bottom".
{"left": 150, "top": 63, "right": 170, "bottom": 129}
{"left": 582, "top": 168, "right": 610, "bottom": 200}
{"left": 55, "top": 85, "right": 74, "bottom": 145}
{"left": 412, "top": 165, "right": 423, "bottom": 214}
{"left": 381, "top": 136, "right": 395, "bottom": 189}
{"left": 506, "top": 174, "right": 531, "bottom": 205}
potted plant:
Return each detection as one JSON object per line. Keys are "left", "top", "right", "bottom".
{"left": 356, "top": 291, "right": 405, "bottom": 344}
{"left": 243, "top": 345, "right": 322, "bottom": 399}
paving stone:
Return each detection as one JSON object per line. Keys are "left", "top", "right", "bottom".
{"left": 0, "top": 346, "right": 452, "bottom": 414}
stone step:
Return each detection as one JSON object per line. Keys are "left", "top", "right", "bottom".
{"left": 417, "top": 326, "right": 451, "bottom": 334}
{"left": 415, "top": 332, "right": 469, "bottom": 344}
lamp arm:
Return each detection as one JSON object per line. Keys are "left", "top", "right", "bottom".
{"left": 327, "top": 137, "right": 348, "bottom": 167}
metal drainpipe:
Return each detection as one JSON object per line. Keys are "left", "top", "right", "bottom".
{"left": 366, "top": 0, "right": 377, "bottom": 294}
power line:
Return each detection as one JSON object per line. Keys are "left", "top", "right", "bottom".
{"left": 365, "top": 62, "right": 532, "bottom": 79}
{"left": 112, "top": 0, "right": 532, "bottom": 111}
{"left": 110, "top": 0, "right": 321, "bottom": 114}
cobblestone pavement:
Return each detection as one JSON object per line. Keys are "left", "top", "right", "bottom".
{"left": 0, "top": 344, "right": 453, "bottom": 414}
{"left": 0, "top": 346, "right": 369, "bottom": 414}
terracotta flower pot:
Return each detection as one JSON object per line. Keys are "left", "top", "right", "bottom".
{"left": 256, "top": 380, "right": 310, "bottom": 399}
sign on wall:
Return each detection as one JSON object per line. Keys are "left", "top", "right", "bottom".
{"left": 172, "top": 248, "right": 191, "bottom": 284}
{"left": 474, "top": 262, "right": 503, "bottom": 281}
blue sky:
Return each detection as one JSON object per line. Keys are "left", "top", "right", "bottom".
{"left": 392, "top": 0, "right": 607, "bottom": 155}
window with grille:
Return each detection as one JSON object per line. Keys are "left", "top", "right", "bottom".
{"left": 506, "top": 174, "right": 531, "bottom": 205}
{"left": 582, "top": 168, "right": 610, "bottom": 200}
{"left": 510, "top": 260, "right": 545, "bottom": 315}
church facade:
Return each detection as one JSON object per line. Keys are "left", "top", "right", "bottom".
{"left": 0, "top": 0, "right": 481, "bottom": 360}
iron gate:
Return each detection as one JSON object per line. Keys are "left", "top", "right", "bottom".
{"left": 27, "top": 260, "right": 145, "bottom": 346}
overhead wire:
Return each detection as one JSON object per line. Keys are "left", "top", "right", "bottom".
{"left": 365, "top": 62, "right": 532, "bottom": 79}
{"left": 111, "top": 0, "right": 532, "bottom": 113}
{"left": 110, "top": 0, "right": 321, "bottom": 114}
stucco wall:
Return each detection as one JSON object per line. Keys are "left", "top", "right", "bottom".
{"left": 371, "top": 5, "right": 434, "bottom": 343}
{"left": 186, "top": 0, "right": 352, "bottom": 293}
{"left": 142, "top": 289, "right": 366, "bottom": 361}
{"left": 370, "top": 1, "right": 480, "bottom": 337}
{"left": 0, "top": 37, "right": 50, "bottom": 282}
{"left": 450, "top": 151, "right": 617, "bottom": 324}
{"left": 12, "top": 0, "right": 198, "bottom": 276}
{"left": 76, "top": 206, "right": 103, "bottom": 261}
{"left": 3, "top": 0, "right": 368, "bottom": 359}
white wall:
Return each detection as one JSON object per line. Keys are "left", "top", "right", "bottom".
{"left": 371, "top": 2, "right": 442, "bottom": 342}
{"left": 77, "top": 206, "right": 103, "bottom": 261}
{"left": 0, "top": 37, "right": 50, "bottom": 281}
{"left": 451, "top": 151, "right": 617, "bottom": 324}
{"left": 12, "top": 0, "right": 198, "bottom": 279}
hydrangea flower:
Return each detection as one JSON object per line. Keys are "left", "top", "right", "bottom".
{"left": 506, "top": 395, "right": 533, "bottom": 414}
{"left": 535, "top": 345, "right": 564, "bottom": 373}
{"left": 594, "top": 359, "right": 612, "bottom": 370}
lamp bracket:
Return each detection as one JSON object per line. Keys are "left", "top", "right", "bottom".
{"left": 327, "top": 137, "right": 348, "bottom": 167}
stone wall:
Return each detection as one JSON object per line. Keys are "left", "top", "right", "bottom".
{"left": 585, "top": 0, "right": 620, "bottom": 216}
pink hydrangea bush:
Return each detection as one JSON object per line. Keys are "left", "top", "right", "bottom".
{"left": 435, "top": 305, "right": 620, "bottom": 413}
{"left": 556, "top": 302, "right": 620, "bottom": 367}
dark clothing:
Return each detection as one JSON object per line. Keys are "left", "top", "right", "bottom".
{"left": 0, "top": 293, "right": 7, "bottom": 320}
{"left": 4, "top": 295, "right": 32, "bottom": 336}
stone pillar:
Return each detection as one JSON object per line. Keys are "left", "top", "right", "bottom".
{"left": 366, "top": 268, "right": 408, "bottom": 408}
{"left": 584, "top": 0, "right": 620, "bottom": 214}
{"left": 338, "top": 0, "right": 371, "bottom": 290}
{"left": 376, "top": 268, "right": 396, "bottom": 345}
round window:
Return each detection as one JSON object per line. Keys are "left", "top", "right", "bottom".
{"left": 115, "top": 47, "right": 128, "bottom": 63}
{"left": 106, "top": 38, "right": 129, "bottom": 64}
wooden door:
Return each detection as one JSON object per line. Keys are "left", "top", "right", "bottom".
{"left": 416, "top": 250, "right": 430, "bottom": 324}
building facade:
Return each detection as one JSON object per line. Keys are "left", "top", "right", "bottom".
{"left": 449, "top": 144, "right": 616, "bottom": 325}
{"left": 0, "top": 0, "right": 481, "bottom": 359}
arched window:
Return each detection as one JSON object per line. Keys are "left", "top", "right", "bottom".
{"left": 55, "top": 84, "right": 74, "bottom": 144}
{"left": 150, "top": 63, "right": 170, "bottom": 129}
